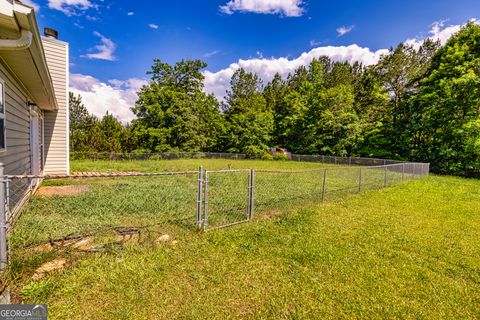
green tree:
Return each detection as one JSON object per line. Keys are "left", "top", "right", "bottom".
{"left": 412, "top": 23, "right": 480, "bottom": 173}
{"left": 277, "top": 59, "right": 361, "bottom": 155}
{"left": 353, "top": 66, "right": 390, "bottom": 157}
{"left": 132, "top": 59, "right": 223, "bottom": 152}
{"left": 98, "top": 112, "right": 125, "bottom": 153}
{"left": 263, "top": 73, "right": 288, "bottom": 145}
{"left": 69, "top": 92, "right": 98, "bottom": 152}
{"left": 223, "top": 68, "right": 274, "bottom": 154}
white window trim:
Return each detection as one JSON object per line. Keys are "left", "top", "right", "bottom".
{"left": 0, "top": 78, "right": 6, "bottom": 153}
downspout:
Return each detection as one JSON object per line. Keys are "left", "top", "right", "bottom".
{"left": 0, "top": 29, "right": 32, "bottom": 50}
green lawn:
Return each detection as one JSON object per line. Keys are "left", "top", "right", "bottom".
{"left": 11, "top": 159, "right": 478, "bottom": 319}
{"left": 11, "top": 159, "right": 405, "bottom": 248}
{"left": 70, "top": 158, "right": 337, "bottom": 172}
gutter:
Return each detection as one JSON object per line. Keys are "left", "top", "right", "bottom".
{"left": 0, "top": 29, "right": 32, "bottom": 51}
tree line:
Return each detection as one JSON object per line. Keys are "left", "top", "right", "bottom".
{"left": 70, "top": 23, "right": 480, "bottom": 175}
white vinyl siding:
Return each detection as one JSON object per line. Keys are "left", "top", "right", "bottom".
{"left": 42, "top": 37, "right": 69, "bottom": 175}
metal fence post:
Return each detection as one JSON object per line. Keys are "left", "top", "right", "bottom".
{"left": 246, "top": 170, "right": 251, "bottom": 220}
{"left": 196, "top": 166, "right": 203, "bottom": 229}
{"left": 402, "top": 163, "right": 405, "bottom": 181}
{"left": 0, "top": 163, "right": 7, "bottom": 273}
{"left": 358, "top": 167, "right": 362, "bottom": 193}
{"left": 249, "top": 169, "right": 255, "bottom": 220}
{"left": 321, "top": 169, "right": 327, "bottom": 202}
{"left": 203, "top": 171, "right": 209, "bottom": 232}
{"left": 384, "top": 166, "right": 388, "bottom": 187}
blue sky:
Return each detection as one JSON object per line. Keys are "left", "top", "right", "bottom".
{"left": 24, "top": 0, "right": 480, "bottom": 121}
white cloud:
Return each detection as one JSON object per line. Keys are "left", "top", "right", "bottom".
{"left": 337, "top": 25, "right": 354, "bottom": 37}
{"left": 70, "top": 74, "right": 148, "bottom": 123}
{"left": 310, "top": 39, "right": 322, "bottom": 47}
{"left": 148, "top": 24, "right": 159, "bottom": 29}
{"left": 81, "top": 31, "right": 117, "bottom": 61}
{"left": 203, "top": 50, "right": 220, "bottom": 58}
{"left": 21, "top": 0, "right": 40, "bottom": 11}
{"left": 220, "top": 0, "right": 304, "bottom": 17}
{"left": 69, "top": 18, "right": 478, "bottom": 123}
{"left": 204, "top": 19, "right": 479, "bottom": 100}
{"left": 47, "top": 0, "right": 95, "bottom": 15}
{"left": 204, "top": 44, "right": 389, "bottom": 99}
{"left": 405, "top": 19, "right": 479, "bottom": 49}
{"left": 127, "top": 11, "right": 134, "bottom": 16}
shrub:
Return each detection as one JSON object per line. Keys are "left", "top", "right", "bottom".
{"left": 149, "top": 154, "right": 163, "bottom": 161}
{"left": 273, "top": 154, "right": 288, "bottom": 161}
{"left": 262, "top": 153, "right": 274, "bottom": 161}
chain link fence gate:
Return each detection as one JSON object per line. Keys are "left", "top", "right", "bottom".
{"left": 201, "top": 170, "right": 255, "bottom": 231}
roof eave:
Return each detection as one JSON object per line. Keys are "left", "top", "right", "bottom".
{"left": 0, "top": 1, "right": 58, "bottom": 111}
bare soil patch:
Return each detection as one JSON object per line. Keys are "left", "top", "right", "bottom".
{"left": 36, "top": 185, "right": 91, "bottom": 197}
{"left": 32, "top": 259, "right": 66, "bottom": 280}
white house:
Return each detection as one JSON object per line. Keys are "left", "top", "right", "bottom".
{"left": 0, "top": 0, "right": 69, "bottom": 211}
{"left": 0, "top": 0, "right": 69, "bottom": 177}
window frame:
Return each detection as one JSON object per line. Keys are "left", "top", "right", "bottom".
{"left": 0, "top": 78, "right": 6, "bottom": 152}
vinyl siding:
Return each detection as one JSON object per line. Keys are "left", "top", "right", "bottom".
{"left": 0, "top": 60, "right": 32, "bottom": 176}
{"left": 0, "top": 60, "right": 46, "bottom": 212}
{"left": 42, "top": 37, "right": 69, "bottom": 175}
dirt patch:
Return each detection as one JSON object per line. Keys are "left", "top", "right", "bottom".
{"left": 28, "top": 226, "right": 171, "bottom": 256}
{"left": 28, "top": 237, "right": 97, "bottom": 253}
{"left": 32, "top": 259, "right": 66, "bottom": 281}
{"left": 257, "top": 209, "right": 284, "bottom": 220}
{"left": 70, "top": 238, "right": 96, "bottom": 251}
{"left": 154, "top": 234, "right": 171, "bottom": 244}
{"left": 116, "top": 232, "right": 142, "bottom": 244}
{"left": 36, "top": 185, "right": 91, "bottom": 197}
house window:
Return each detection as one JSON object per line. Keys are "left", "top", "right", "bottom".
{"left": 0, "top": 80, "right": 5, "bottom": 151}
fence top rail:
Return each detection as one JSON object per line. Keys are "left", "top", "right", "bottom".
{"left": 256, "top": 168, "right": 327, "bottom": 174}
{"left": 256, "top": 163, "right": 426, "bottom": 174}
{"left": 3, "top": 171, "right": 198, "bottom": 180}
{"left": 1, "top": 162, "right": 430, "bottom": 180}
{"left": 205, "top": 169, "right": 250, "bottom": 174}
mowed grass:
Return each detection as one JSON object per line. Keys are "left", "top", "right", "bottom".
{"left": 70, "top": 158, "right": 338, "bottom": 173}
{"left": 11, "top": 159, "right": 402, "bottom": 248}
{"left": 13, "top": 159, "right": 334, "bottom": 248}
{"left": 16, "top": 171, "right": 480, "bottom": 319}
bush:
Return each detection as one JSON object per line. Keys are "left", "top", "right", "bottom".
{"left": 262, "top": 153, "right": 274, "bottom": 161}
{"left": 273, "top": 154, "right": 288, "bottom": 161}
{"left": 149, "top": 154, "right": 163, "bottom": 161}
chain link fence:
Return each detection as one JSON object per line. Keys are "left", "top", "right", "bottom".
{"left": 0, "top": 155, "right": 430, "bottom": 284}
{"left": 201, "top": 162, "right": 429, "bottom": 230}
{"left": 0, "top": 171, "right": 200, "bottom": 291}
{"left": 71, "top": 151, "right": 257, "bottom": 161}
{"left": 70, "top": 151, "right": 426, "bottom": 165}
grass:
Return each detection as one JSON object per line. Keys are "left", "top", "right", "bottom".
{"left": 14, "top": 174, "right": 480, "bottom": 319}
{"left": 70, "top": 158, "right": 337, "bottom": 173}
{"left": 11, "top": 159, "right": 405, "bottom": 247}
{"left": 11, "top": 158, "right": 476, "bottom": 319}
